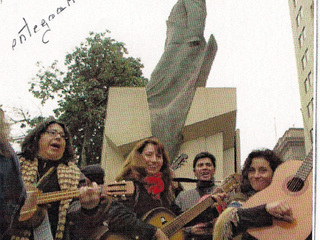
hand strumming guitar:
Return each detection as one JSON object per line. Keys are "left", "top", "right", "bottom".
{"left": 265, "top": 200, "right": 294, "bottom": 223}
{"left": 187, "top": 222, "right": 213, "bottom": 236}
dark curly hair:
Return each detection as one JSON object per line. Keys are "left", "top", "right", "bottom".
{"left": 240, "top": 149, "right": 283, "bottom": 194}
{"left": 20, "top": 119, "right": 75, "bottom": 162}
{"left": 193, "top": 151, "right": 216, "bottom": 169}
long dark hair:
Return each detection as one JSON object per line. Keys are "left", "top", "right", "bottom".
{"left": 20, "top": 119, "right": 75, "bottom": 162}
{"left": 240, "top": 149, "right": 283, "bottom": 194}
{"left": 116, "top": 137, "right": 175, "bottom": 204}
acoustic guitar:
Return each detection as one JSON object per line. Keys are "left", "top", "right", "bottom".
{"left": 19, "top": 181, "right": 134, "bottom": 224}
{"left": 103, "top": 173, "right": 240, "bottom": 240}
{"left": 243, "top": 153, "right": 313, "bottom": 240}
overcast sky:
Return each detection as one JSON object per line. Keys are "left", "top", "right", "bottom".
{"left": 0, "top": 0, "right": 304, "bottom": 163}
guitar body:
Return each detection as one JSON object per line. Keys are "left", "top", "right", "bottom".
{"left": 102, "top": 208, "right": 184, "bottom": 240}
{"left": 100, "top": 174, "right": 239, "bottom": 240}
{"left": 142, "top": 207, "right": 185, "bottom": 240}
{"left": 243, "top": 160, "right": 312, "bottom": 240}
{"left": 18, "top": 184, "right": 47, "bottom": 228}
{"left": 19, "top": 184, "right": 41, "bottom": 221}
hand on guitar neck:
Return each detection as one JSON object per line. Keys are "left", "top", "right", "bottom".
{"left": 199, "top": 191, "right": 227, "bottom": 206}
{"left": 19, "top": 181, "right": 134, "bottom": 228}
{"left": 79, "top": 179, "right": 101, "bottom": 210}
{"left": 19, "top": 181, "right": 102, "bottom": 228}
{"left": 198, "top": 185, "right": 228, "bottom": 206}
{"left": 188, "top": 192, "right": 226, "bottom": 235}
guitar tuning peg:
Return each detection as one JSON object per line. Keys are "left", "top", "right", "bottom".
{"left": 121, "top": 195, "right": 127, "bottom": 200}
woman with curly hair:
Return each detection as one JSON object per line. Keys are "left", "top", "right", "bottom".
{"left": 0, "top": 108, "right": 26, "bottom": 239}
{"left": 116, "top": 137, "right": 175, "bottom": 214}
{"left": 8, "top": 119, "right": 101, "bottom": 240}
{"left": 213, "top": 149, "right": 297, "bottom": 240}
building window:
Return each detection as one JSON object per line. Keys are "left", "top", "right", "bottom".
{"left": 298, "top": 36, "right": 302, "bottom": 48}
{"left": 302, "top": 56, "right": 306, "bottom": 69}
{"left": 298, "top": 27, "right": 306, "bottom": 48}
{"left": 301, "top": 49, "right": 309, "bottom": 70}
{"left": 304, "top": 78, "right": 310, "bottom": 92}
{"left": 293, "top": 0, "right": 296, "bottom": 7}
{"left": 307, "top": 99, "right": 313, "bottom": 117}
{"left": 310, "top": 128, "right": 313, "bottom": 143}
{"left": 304, "top": 72, "right": 312, "bottom": 93}
{"left": 311, "top": 2, "right": 314, "bottom": 18}
{"left": 308, "top": 71, "right": 313, "bottom": 86}
{"left": 296, "top": 7, "right": 302, "bottom": 27}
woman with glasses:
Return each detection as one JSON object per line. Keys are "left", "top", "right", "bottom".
{"left": 8, "top": 119, "right": 101, "bottom": 240}
{"left": 8, "top": 119, "right": 164, "bottom": 240}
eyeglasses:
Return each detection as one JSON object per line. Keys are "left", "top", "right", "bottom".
{"left": 45, "top": 130, "right": 68, "bottom": 140}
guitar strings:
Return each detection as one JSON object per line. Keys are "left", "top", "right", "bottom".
{"left": 287, "top": 177, "right": 304, "bottom": 192}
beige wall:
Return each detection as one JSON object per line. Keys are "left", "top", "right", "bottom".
{"left": 101, "top": 87, "right": 239, "bottom": 185}
{"left": 101, "top": 87, "right": 153, "bottom": 182}
{"left": 101, "top": 136, "right": 125, "bottom": 182}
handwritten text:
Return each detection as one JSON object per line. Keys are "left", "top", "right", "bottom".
{"left": 12, "top": 0, "right": 76, "bottom": 50}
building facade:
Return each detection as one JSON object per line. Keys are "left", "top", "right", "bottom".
{"left": 273, "top": 128, "right": 306, "bottom": 161}
{"left": 288, "top": 0, "right": 314, "bottom": 156}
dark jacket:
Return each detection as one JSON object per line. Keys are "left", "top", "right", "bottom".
{"left": 118, "top": 180, "right": 179, "bottom": 219}
{"left": 175, "top": 180, "right": 220, "bottom": 240}
{"left": 67, "top": 178, "right": 157, "bottom": 240}
{"left": 0, "top": 149, "right": 26, "bottom": 240}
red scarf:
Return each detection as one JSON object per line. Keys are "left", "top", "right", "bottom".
{"left": 143, "top": 172, "right": 165, "bottom": 200}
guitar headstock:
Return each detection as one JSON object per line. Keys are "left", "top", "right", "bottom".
{"left": 171, "top": 153, "right": 188, "bottom": 171}
{"left": 220, "top": 173, "right": 241, "bottom": 193}
{"left": 103, "top": 181, "right": 135, "bottom": 199}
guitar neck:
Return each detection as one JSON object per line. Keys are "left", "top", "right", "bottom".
{"left": 38, "top": 189, "right": 80, "bottom": 204}
{"left": 162, "top": 196, "right": 214, "bottom": 237}
{"left": 36, "top": 181, "right": 134, "bottom": 205}
{"left": 295, "top": 150, "right": 313, "bottom": 181}
{"left": 161, "top": 173, "right": 239, "bottom": 237}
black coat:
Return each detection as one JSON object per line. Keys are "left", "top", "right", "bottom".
{"left": 0, "top": 150, "right": 26, "bottom": 239}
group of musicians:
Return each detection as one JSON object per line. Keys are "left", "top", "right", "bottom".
{"left": 1, "top": 112, "right": 309, "bottom": 240}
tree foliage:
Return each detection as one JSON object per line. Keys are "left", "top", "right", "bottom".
{"left": 29, "top": 30, "right": 148, "bottom": 166}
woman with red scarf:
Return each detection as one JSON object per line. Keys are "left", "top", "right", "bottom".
{"left": 116, "top": 138, "right": 175, "bottom": 220}
{"left": 115, "top": 137, "right": 225, "bottom": 239}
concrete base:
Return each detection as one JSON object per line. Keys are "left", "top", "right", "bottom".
{"left": 101, "top": 87, "right": 240, "bottom": 187}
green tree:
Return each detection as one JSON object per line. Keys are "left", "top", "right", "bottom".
{"left": 29, "top": 30, "right": 148, "bottom": 166}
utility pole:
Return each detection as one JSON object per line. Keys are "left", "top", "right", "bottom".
{"left": 274, "top": 117, "right": 278, "bottom": 142}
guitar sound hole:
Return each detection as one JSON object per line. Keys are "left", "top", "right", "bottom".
{"left": 287, "top": 177, "right": 304, "bottom": 192}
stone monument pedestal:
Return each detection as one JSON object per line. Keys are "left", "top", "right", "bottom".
{"left": 101, "top": 87, "right": 240, "bottom": 188}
